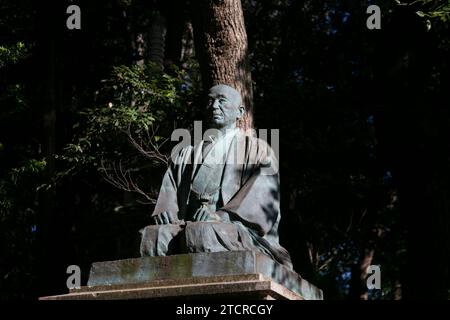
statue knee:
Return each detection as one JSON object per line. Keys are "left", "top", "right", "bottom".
{"left": 139, "top": 224, "right": 183, "bottom": 256}
{"left": 184, "top": 221, "right": 219, "bottom": 237}
{"left": 184, "top": 221, "right": 238, "bottom": 253}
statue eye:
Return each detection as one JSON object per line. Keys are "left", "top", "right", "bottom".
{"left": 219, "top": 98, "right": 226, "bottom": 104}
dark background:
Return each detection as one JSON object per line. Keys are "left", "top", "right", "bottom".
{"left": 1, "top": 0, "right": 449, "bottom": 299}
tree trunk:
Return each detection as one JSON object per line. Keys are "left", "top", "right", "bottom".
{"left": 162, "top": 0, "right": 187, "bottom": 66}
{"left": 349, "top": 249, "right": 374, "bottom": 300}
{"left": 190, "top": 0, "right": 253, "bottom": 130}
{"left": 148, "top": 11, "right": 167, "bottom": 68}
{"left": 36, "top": 0, "right": 63, "bottom": 297}
{"left": 181, "top": 22, "right": 195, "bottom": 63}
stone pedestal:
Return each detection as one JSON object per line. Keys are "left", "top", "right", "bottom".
{"left": 40, "top": 251, "right": 323, "bottom": 300}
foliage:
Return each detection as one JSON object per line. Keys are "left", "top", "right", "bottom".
{"left": 396, "top": 0, "right": 450, "bottom": 29}
{"left": 398, "top": 0, "right": 450, "bottom": 20}
{"left": 244, "top": 0, "right": 450, "bottom": 299}
{"left": 53, "top": 62, "right": 199, "bottom": 200}
{"left": 0, "top": 40, "right": 41, "bottom": 299}
{"left": 0, "top": 42, "right": 29, "bottom": 68}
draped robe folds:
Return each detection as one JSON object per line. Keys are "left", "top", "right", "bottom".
{"left": 140, "top": 130, "right": 293, "bottom": 269}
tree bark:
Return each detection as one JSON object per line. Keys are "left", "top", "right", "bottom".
{"left": 349, "top": 249, "right": 374, "bottom": 300}
{"left": 190, "top": 0, "right": 253, "bottom": 130}
{"left": 148, "top": 11, "right": 167, "bottom": 68}
{"left": 162, "top": 0, "right": 187, "bottom": 66}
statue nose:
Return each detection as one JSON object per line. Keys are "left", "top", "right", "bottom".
{"left": 212, "top": 100, "right": 220, "bottom": 109}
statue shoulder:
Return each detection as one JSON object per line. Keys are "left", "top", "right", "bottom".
{"left": 239, "top": 130, "right": 275, "bottom": 155}
{"left": 235, "top": 130, "right": 278, "bottom": 171}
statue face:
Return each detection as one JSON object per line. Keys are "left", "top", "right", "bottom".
{"left": 207, "top": 85, "right": 244, "bottom": 129}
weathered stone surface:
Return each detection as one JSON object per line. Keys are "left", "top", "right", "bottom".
{"left": 40, "top": 274, "right": 302, "bottom": 300}
{"left": 39, "top": 251, "right": 323, "bottom": 300}
{"left": 85, "top": 251, "right": 322, "bottom": 300}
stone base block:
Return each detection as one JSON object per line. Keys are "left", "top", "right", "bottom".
{"left": 40, "top": 251, "right": 323, "bottom": 300}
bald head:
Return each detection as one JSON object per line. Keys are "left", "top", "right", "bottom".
{"left": 209, "top": 85, "right": 242, "bottom": 107}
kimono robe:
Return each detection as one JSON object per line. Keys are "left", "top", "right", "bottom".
{"left": 140, "top": 129, "right": 293, "bottom": 269}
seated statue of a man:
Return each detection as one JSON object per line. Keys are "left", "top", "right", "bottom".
{"left": 139, "top": 84, "right": 293, "bottom": 269}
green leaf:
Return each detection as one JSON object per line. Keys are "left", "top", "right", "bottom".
{"left": 416, "top": 11, "right": 425, "bottom": 17}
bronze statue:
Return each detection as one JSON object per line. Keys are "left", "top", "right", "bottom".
{"left": 139, "top": 84, "right": 293, "bottom": 269}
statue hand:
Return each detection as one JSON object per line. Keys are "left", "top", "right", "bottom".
{"left": 192, "top": 208, "right": 230, "bottom": 222}
{"left": 192, "top": 207, "right": 221, "bottom": 222}
{"left": 152, "top": 211, "right": 181, "bottom": 225}
{"left": 192, "top": 207, "right": 208, "bottom": 222}
{"left": 215, "top": 210, "right": 230, "bottom": 222}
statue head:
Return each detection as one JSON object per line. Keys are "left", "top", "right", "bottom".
{"left": 207, "top": 84, "right": 245, "bottom": 130}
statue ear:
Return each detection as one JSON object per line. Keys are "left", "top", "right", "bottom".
{"left": 237, "top": 105, "right": 245, "bottom": 119}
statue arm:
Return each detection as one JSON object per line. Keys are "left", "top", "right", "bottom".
{"left": 151, "top": 146, "right": 192, "bottom": 221}
{"left": 151, "top": 163, "right": 180, "bottom": 218}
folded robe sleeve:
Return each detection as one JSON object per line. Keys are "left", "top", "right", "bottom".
{"left": 220, "top": 138, "right": 281, "bottom": 237}
{"left": 151, "top": 146, "right": 193, "bottom": 219}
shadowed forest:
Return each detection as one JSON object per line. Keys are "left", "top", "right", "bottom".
{"left": 1, "top": 0, "right": 449, "bottom": 300}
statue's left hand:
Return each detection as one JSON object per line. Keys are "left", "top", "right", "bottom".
{"left": 192, "top": 207, "right": 221, "bottom": 222}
